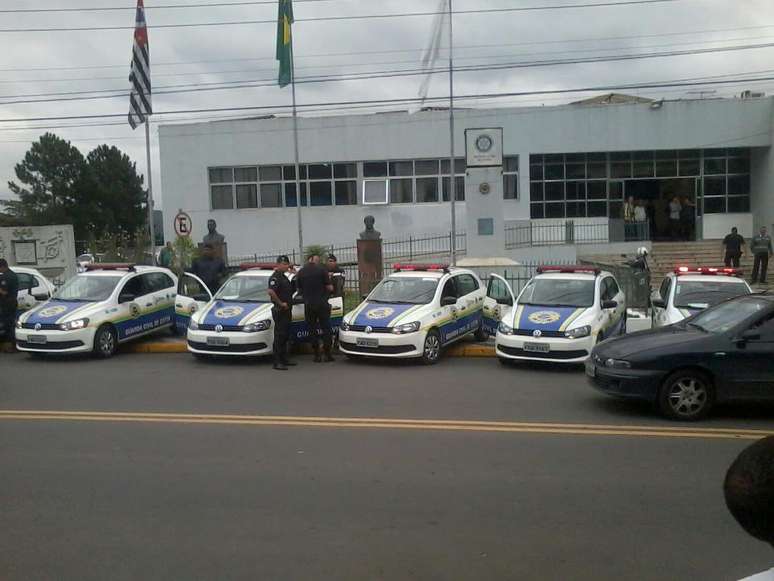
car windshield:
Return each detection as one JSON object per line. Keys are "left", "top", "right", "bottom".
{"left": 215, "top": 276, "right": 271, "bottom": 302}
{"left": 687, "top": 297, "right": 770, "bottom": 333}
{"left": 519, "top": 278, "right": 595, "bottom": 308}
{"left": 55, "top": 275, "right": 122, "bottom": 302}
{"left": 674, "top": 280, "right": 750, "bottom": 308}
{"left": 368, "top": 277, "right": 439, "bottom": 305}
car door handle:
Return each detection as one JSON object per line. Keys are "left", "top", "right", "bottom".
{"left": 145, "top": 302, "right": 153, "bottom": 307}
{"left": 714, "top": 352, "right": 727, "bottom": 357}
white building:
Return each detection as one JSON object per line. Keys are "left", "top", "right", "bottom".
{"left": 159, "top": 96, "right": 774, "bottom": 257}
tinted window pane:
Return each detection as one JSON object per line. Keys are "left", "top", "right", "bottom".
{"left": 704, "top": 177, "right": 726, "bottom": 196}
{"left": 236, "top": 184, "right": 258, "bottom": 208}
{"left": 656, "top": 160, "right": 678, "bottom": 177}
{"left": 545, "top": 203, "right": 565, "bottom": 218}
{"left": 309, "top": 181, "right": 332, "bottom": 206}
{"left": 588, "top": 201, "right": 607, "bottom": 217}
{"left": 566, "top": 181, "right": 586, "bottom": 200}
{"left": 728, "top": 157, "right": 750, "bottom": 174}
{"left": 504, "top": 175, "right": 519, "bottom": 200}
{"left": 587, "top": 181, "right": 606, "bottom": 200}
{"left": 442, "top": 177, "right": 465, "bottom": 201}
{"left": 530, "top": 164, "right": 544, "bottom": 180}
{"left": 209, "top": 167, "right": 232, "bottom": 183}
{"left": 530, "top": 154, "right": 544, "bottom": 164}
{"left": 530, "top": 203, "right": 545, "bottom": 219}
{"left": 587, "top": 152, "right": 606, "bottom": 162}
{"left": 566, "top": 153, "right": 586, "bottom": 163}
{"left": 334, "top": 181, "right": 357, "bottom": 205}
{"left": 283, "top": 165, "right": 308, "bottom": 180}
{"left": 416, "top": 177, "right": 439, "bottom": 203}
{"left": 566, "top": 163, "right": 586, "bottom": 179}
{"left": 308, "top": 164, "right": 332, "bottom": 180}
{"left": 609, "top": 201, "right": 623, "bottom": 219}
{"left": 390, "top": 178, "right": 413, "bottom": 203}
{"left": 259, "top": 166, "right": 282, "bottom": 181}
{"left": 610, "top": 152, "right": 631, "bottom": 162}
{"left": 530, "top": 182, "right": 544, "bottom": 201}
{"left": 728, "top": 175, "right": 750, "bottom": 195}
{"left": 389, "top": 161, "right": 414, "bottom": 177}
{"left": 704, "top": 196, "right": 726, "bottom": 214}
{"left": 609, "top": 182, "right": 624, "bottom": 199}
{"left": 333, "top": 163, "right": 357, "bottom": 179}
{"left": 704, "top": 158, "right": 726, "bottom": 175}
{"left": 566, "top": 202, "right": 586, "bottom": 218}
{"left": 545, "top": 164, "right": 564, "bottom": 180}
{"left": 234, "top": 167, "right": 257, "bottom": 182}
{"left": 679, "top": 159, "right": 700, "bottom": 176}
{"left": 441, "top": 159, "right": 466, "bottom": 174}
{"left": 704, "top": 148, "right": 727, "bottom": 157}
{"left": 211, "top": 185, "right": 233, "bottom": 209}
{"left": 259, "top": 184, "right": 282, "bottom": 208}
{"left": 679, "top": 150, "right": 700, "bottom": 159}
{"left": 363, "top": 162, "right": 388, "bottom": 177}
{"left": 545, "top": 182, "right": 564, "bottom": 201}
{"left": 655, "top": 150, "right": 677, "bottom": 160}
{"left": 415, "top": 160, "right": 439, "bottom": 176}
{"left": 363, "top": 180, "right": 388, "bottom": 204}
{"left": 633, "top": 161, "right": 654, "bottom": 178}
{"left": 285, "top": 183, "right": 307, "bottom": 207}
{"left": 727, "top": 196, "right": 750, "bottom": 213}
{"left": 544, "top": 154, "right": 564, "bottom": 163}
{"left": 587, "top": 162, "right": 607, "bottom": 179}
{"left": 611, "top": 162, "right": 631, "bottom": 178}
{"left": 504, "top": 156, "right": 519, "bottom": 173}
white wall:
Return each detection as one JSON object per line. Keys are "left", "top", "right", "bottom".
{"left": 0, "top": 225, "right": 77, "bottom": 284}
{"left": 159, "top": 98, "right": 774, "bottom": 255}
{"left": 702, "top": 213, "right": 754, "bottom": 239}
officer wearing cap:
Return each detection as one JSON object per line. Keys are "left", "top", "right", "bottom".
{"left": 267, "top": 255, "right": 296, "bottom": 371}
{"left": 326, "top": 254, "right": 345, "bottom": 299}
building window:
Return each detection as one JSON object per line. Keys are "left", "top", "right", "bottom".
{"left": 363, "top": 180, "right": 388, "bottom": 205}
{"left": 503, "top": 156, "right": 519, "bottom": 200}
{"left": 390, "top": 178, "right": 413, "bottom": 204}
{"left": 335, "top": 181, "right": 357, "bottom": 205}
{"left": 236, "top": 184, "right": 258, "bottom": 209}
{"left": 416, "top": 177, "right": 439, "bottom": 203}
{"left": 442, "top": 158, "right": 466, "bottom": 202}
{"left": 260, "top": 184, "right": 282, "bottom": 208}
{"left": 310, "top": 181, "right": 333, "bottom": 206}
{"left": 208, "top": 167, "right": 235, "bottom": 210}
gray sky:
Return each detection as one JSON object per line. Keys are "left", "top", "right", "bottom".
{"left": 1, "top": 0, "right": 774, "bottom": 210}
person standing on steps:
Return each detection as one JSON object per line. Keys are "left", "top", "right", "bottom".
{"left": 722, "top": 227, "right": 746, "bottom": 268}
{"left": 296, "top": 253, "right": 334, "bottom": 363}
{"left": 267, "top": 256, "right": 296, "bottom": 371}
{"left": 751, "top": 226, "right": 773, "bottom": 285}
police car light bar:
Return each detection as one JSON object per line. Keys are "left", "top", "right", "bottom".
{"left": 240, "top": 262, "right": 279, "bottom": 271}
{"left": 537, "top": 265, "right": 601, "bottom": 275}
{"left": 84, "top": 263, "right": 135, "bottom": 271}
{"left": 393, "top": 263, "right": 449, "bottom": 273}
{"left": 674, "top": 266, "right": 743, "bottom": 277}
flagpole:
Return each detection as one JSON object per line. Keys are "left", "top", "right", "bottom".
{"left": 290, "top": 41, "right": 304, "bottom": 264}
{"left": 145, "top": 119, "right": 156, "bottom": 262}
{"left": 447, "top": 0, "right": 456, "bottom": 266}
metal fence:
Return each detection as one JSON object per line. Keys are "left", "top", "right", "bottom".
{"left": 505, "top": 219, "right": 650, "bottom": 249}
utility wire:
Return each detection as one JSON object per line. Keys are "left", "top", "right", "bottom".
{"left": 0, "top": 0, "right": 688, "bottom": 33}
{"left": 0, "top": 0, "right": 335, "bottom": 13}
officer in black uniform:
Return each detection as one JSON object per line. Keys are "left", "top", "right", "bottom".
{"left": 296, "top": 253, "right": 334, "bottom": 363}
{"left": 326, "top": 254, "right": 345, "bottom": 298}
{"left": 0, "top": 259, "right": 19, "bottom": 343}
{"left": 267, "top": 255, "right": 296, "bottom": 371}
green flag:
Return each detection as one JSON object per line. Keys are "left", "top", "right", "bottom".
{"left": 276, "top": 0, "right": 294, "bottom": 88}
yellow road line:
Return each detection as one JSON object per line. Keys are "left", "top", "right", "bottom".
{"left": 0, "top": 411, "right": 769, "bottom": 440}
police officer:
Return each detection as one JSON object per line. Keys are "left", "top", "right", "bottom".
{"left": 267, "top": 255, "right": 296, "bottom": 371}
{"left": 0, "top": 259, "right": 19, "bottom": 344}
{"left": 296, "top": 253, "right": 334, "bottom": 363}
{"left": 326, "top": 254, "right": 345, "bottom": 298}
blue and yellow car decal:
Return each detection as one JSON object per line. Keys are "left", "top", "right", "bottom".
{"left": 515, "top": 305, "right": 587, "bottom": 332}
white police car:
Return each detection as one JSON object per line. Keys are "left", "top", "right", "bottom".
{"left": 15, "top": 264, "right": 177, "bottom": 357}
{"left": 491, "top": 265, "right": 626, "bottom": 364}
{"left": 13, "top": 267, "right": 56, "bottom": 314}
{"left": 338, "top": 264, "right": 487, "bottom": 364}
{"left": 184, "top": 263, "right": 344, "bottom": 357}
{"left": 651, "top": 266, "right": 752, "bottom": 328}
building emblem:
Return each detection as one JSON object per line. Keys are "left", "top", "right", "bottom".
{"left": 366, "top": 307, "right": 395, "bottom": 320}
{"left": 215, "top": 306, "right": 244, "bottom": 319}
{"left": 475, "top": 134, "right": 494, "bottom": 153}
{"left": 39, "top": 305, "right": 68, "bottom": 318}
{"left": 528, "top": 310, "right": 562, "bottom": 325}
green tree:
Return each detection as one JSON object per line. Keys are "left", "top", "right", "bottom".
{"left": 4, "top": 133, "right": 91, "bottom": 229}
{"left": 86, "top": 145, "right": 146, "bottom": 238}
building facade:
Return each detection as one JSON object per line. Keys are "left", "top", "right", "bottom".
{"left": 159, "top": 97, "right": 774, "bottom": 256}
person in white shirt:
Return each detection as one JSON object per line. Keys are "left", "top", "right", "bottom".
{"left": 725, "top": 436, "right": 774, "bottom": 580}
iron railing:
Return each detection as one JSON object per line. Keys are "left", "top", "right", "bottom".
{"left": 505, "top": 219, "right": 650, "bottom": 249}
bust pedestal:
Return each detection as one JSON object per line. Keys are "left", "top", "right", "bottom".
{"left": 357, "top": 239, "right": 383, "bottom": 296}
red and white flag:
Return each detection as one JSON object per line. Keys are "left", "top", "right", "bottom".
{"left": 128, "top": 0, "right": 152, "bottom": 129}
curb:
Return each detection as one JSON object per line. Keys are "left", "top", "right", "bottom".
{"left": 122, "top": 340, "right": 497, "bottom": 357}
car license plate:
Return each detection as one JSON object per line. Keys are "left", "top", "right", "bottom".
{"left": 523, "top": 342, "right": 549, "bottom": 353}
{"left": 27, "top": 335, "right": 47, "bottom": 345}
{"left": 207, "top": 336, "right": 230, "bottom": 347}
{"left": 356, "top": 338, "right": 379, "bottom": 348}
{"left": 585, "top": 362, "right": 596, "bottom": 378}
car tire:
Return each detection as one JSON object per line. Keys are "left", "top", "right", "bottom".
{"left": 421, "top": 329, "right": 442, "bottom": 365}
{"left": 93, "top": 324, "right": 117, "bottom": 359}
{"left": 658, "top": 369, "right": 715, "bottom": 421}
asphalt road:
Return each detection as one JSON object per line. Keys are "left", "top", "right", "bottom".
{"left": 2, "top": 353, "right": 773, "bottom": 580}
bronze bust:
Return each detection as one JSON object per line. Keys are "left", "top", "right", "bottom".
{"left": 359, "top": 216, "right": 381, "bottom": 241}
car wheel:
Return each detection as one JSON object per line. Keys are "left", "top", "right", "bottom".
{"left": 474, "top": 321, "right": 489, "bottom": 342}
{"left": 658, "top": 369, "right": 714, "bottom": 421}
{"left": 421, "top": 329, "right": 442, "bottom": 365}
{"left": 93, "top": 324, "right": 117, "bottom": 359}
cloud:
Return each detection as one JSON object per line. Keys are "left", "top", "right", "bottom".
{"left": 0, "top": 0, "right": 773, "bottom": 212}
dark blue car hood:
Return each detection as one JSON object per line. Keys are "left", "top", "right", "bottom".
{"left": 597, "top": 326, "right": 708, "bottom": 360}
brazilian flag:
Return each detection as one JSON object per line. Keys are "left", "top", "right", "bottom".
{"left": 276, "top": 0, "right": 294, "bottom": 88}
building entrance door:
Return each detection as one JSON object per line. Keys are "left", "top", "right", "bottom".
{"left": 626, "top": 178, "right": 698, "bottom": 241}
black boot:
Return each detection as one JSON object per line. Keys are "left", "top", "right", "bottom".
{"left": 273, "top": 361, "right": 288, "bottom": 371}
{"left": 282, "top": 359, "right": 297, "bottom": 367}
{"left": 313, "top": 342, "right": 322, "bottom": 363}
{"left": 324, "top": 342, "right": 335, "bottom": 362}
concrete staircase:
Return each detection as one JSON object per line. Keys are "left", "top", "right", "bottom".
{"left": 649, "top": 240, "right": 771, "bottom": 291}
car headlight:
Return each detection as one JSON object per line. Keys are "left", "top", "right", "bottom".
{"left": 59, "top": 318, "right": 89, "bottom": 331}
{"left": 188, "top": 319, "right": 199, "bottom": 330}
{"left": 392, "top": 321, "right": 420, "bottom": 335}
{"left": 498, "top": 322, "right": 514, "bottom": 335}
{"left": 15, "top": 320, "right": 23, "bottom": 329}
{"left": 243, "top": 319, "right": 271, "bottom": 333}
{"left": 565, "top": 325, "right": 591, "bottom": 339}
{"left": 340, "top": 320, "right": 351, "bottom": 332}
{"left": 605, "top": 358, "right": 631, "bottom": 369}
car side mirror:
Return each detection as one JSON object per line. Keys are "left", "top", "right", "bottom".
{"left": 193, "top": 293, "right": 210, "bottom": 302}
{"left": 441, "top": 296, "right": 457, "bottom": 307}
{"left": 652, "top": 298, "right": 666, "bottom": 309}
{"left": 118, "top": 293, "right": 136, "bottom": 304}
{"left": 33, "top": 293, "right": 51, "bottom": 301}
{"left": 740, "top": 329, "right": 761, "bottom": 342}
{"left": 602, "top": 300, "right": 618, "bottom": 310}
